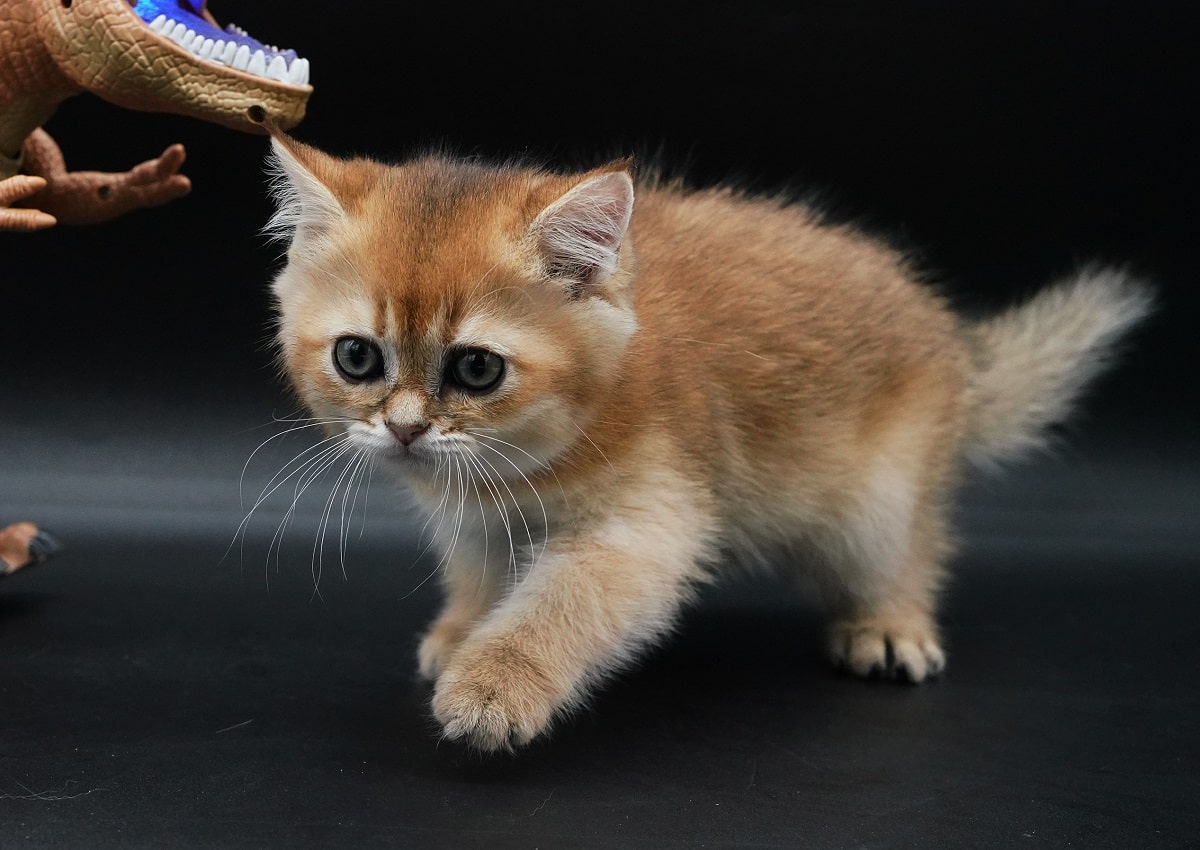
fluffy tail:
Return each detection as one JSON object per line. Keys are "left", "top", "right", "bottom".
{"left": 964, "top": 265, "right": 1154, "bottom": 468}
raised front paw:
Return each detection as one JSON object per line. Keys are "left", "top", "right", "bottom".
{"left": 828, "top": 616, "right": 946, "bottom": 683}
{"left": 431, "top": 642, "right": 559, "bottom": 752}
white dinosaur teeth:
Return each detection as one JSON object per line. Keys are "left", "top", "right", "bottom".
{"left": 145, "top": 15, "right": 311, "bottom": 86}
{"left": 247, "top": 50, "right": 267, "bottom": 76}
{"left": 287, "top": 57, "right": 310, "bottom": 86}
{"left": 266, "top": 54, "right": 289, "bottom": 82}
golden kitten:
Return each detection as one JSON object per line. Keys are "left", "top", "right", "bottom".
{"left": 262, "top": 129, "right": 1151, "bottom": 752}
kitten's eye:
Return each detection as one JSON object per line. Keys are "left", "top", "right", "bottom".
{"left": 447, "top": 348, "right": 505, "bottom": 393}
{"left": 333, "top": 336, "right": 384, "bottom": 382}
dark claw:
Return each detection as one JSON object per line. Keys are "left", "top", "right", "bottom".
{"left": 27, "top": 531, "right": 63, "bottom": 563}
{"left": 883, "top": 637, "right": 896, "bottom": 672}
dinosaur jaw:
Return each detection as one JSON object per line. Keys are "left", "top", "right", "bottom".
{"left": 36, "top": 0, "right": 312, "bottom": 133}
{"left": 135, "top": 1, "right": 310, "bottom": 87}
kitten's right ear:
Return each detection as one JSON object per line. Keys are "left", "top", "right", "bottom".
{"left": 264, "top": 133, "right": 346, "bottom": 246}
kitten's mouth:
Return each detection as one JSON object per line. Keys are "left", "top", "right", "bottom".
{"left": 133, "top": 0, "right": 311, "bottom": 86}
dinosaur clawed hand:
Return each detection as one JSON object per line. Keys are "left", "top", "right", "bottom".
{"left": 7, "top": 128, "right": 191, "bottom": 227}
{"left": 0, "top": 175, "right": 56, "bottom": 231}
{"left": 0, "top": 522, "right": 61, "bottom": 577}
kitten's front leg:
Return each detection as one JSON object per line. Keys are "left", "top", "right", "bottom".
{"left": 417, "top": 544, "right": 507, "bottom": 681}
{"left": 431, "top": 502, "right": 710, "bottom": 752}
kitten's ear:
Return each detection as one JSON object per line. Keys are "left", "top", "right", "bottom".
{"left": 264, "top": 132, "right": 347, "bottom": 245}
{"left": 529, "top": 167, "right": 635, "bottom": 294}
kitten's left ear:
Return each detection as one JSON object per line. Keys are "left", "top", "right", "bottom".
{"left": 528, "top": 167, "right": 635, "bottom": 294}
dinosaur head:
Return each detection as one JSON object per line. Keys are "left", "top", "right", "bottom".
{"left": 35, "top": 0, "right": 311, "bottom": 132}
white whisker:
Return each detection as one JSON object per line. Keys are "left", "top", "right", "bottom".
{"left": 461, "top": 448, "right": 520, "bottom": 580}
{"left": 412, "top": 455, "right": 453, "bottom": 565}
{"left": 570, "top": 418, "right": 614, "bottom": 472}
{"left": 461, "top": 448, "right": 491, "bottom": 595}
{"left": 226, "top": 427, "right": 356, "bottom": 581}
{"left": 264, "top": 436, "right": 354, "bottom": 594}
{"left": 356, "top": 457, "right": 377, "bottom": 540}
{"left": 403, "top": 452, "right": 468, "bottom": 599}
{"left": 341, "top": 451, "right": 372, "bottom": 563}
{"left": 465, "top": 435, "right": 550, "bottom": 566}
{"left": 289, "top": 439, "right": 356, "bottom": 599}
{"left": 465, "top": 429, "right": 568, "bottom": 511}
{"left": 310, "top": 444, "right": 365, "bottom": 598}
{"left": 237, "top": 416, "right": 356, "bottom": 509}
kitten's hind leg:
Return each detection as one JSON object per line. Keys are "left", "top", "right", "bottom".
{"left": 815, "top": 489, "right": 953, "bottom": 684}
{"left": 827, "top": 601, "right": 946, "bottom": 683}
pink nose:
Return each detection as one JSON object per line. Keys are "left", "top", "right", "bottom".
{"left": 387, "top": 421, "right": 430, "bottom": 446}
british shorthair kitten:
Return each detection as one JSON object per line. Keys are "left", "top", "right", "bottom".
{"left": 262, "top": 129, "right": 1151, "bottom": 752}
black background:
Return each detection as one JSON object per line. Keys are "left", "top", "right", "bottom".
{"left": 5, "top": 1, "right": 1197, "bottom": 435}
{"left": 2, "top": 3, "right": 1198, "bottom": 847}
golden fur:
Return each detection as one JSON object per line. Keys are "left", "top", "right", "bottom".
{"left": 264, "top": 132, "right": 1152, "bottom": 751}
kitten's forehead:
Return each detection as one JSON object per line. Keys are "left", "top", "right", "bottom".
{"left": 345, "top": 160, "right": 564, "bottom": 338}
{"left": 285, "top": 153, "right": 586, "bottom": 354}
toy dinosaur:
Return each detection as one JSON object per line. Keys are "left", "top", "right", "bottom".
{"left": 0, "top": 0, "right": 312, "bottom": 572}
{"left": 0, "top": 0, "right": 311, "bottom": 227}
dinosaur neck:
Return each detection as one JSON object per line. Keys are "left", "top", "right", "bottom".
{"left": 0, "top": 0, "right": 82, "bottom": 174}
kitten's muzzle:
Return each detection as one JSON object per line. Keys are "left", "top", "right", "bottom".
{"left": 387, "top": 421, "right": 430, "bottom": 447}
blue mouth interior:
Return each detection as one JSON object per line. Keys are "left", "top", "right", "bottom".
{"left": 131, "top": 0, "right": 293, "bottom": 62}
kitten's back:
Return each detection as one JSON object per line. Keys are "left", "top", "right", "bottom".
{"left": 601, "top": 184, "right": 973, "bottom": 507}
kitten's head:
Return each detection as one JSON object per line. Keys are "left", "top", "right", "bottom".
{"left": 264, "top": 133, "right": 638, "bottom": 485}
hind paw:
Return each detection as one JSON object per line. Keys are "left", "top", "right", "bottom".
{"left": 828, "top": 618, "right": 946, "bottom": 683}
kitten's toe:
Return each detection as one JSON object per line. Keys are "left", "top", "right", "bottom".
{"left": 828, "top": 619, "right": 945, "bottom": 683}
{"left": 431, "top": 642, "right": 557, "bottom": 752}
{"left": 889, "top": 636, "right": 945, "bottom": 683}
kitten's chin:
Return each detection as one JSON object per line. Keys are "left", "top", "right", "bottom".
{"left": 376, "top": 445, "right": 439, "bottom": 472}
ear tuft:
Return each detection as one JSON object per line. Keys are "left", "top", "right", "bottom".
{"left": 264, "top": 136, "right": 345, "bottom": 246}
{"left": 529, "top": 171, "right": 635, "bottom": 292}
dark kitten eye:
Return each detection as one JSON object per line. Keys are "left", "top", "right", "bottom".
{"left": 447, "top": 348, "right": 505, "bottom": 393}
{"left": 333, "top": 336, "right": 384, "bottom": 382}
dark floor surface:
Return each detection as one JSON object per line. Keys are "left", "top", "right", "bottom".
{"left": 1, "top": 393, "right": 1197, "bottom": 849}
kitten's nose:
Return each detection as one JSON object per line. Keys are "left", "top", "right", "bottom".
{"left": 387, "top": 421, "right": 430, "bottom": 447}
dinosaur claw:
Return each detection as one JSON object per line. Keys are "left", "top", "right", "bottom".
{"left": 27, "top": 531, "right": 64, "bottom": 564}
{"left": 0, "top": 523, "right": 61, "bottom": 577}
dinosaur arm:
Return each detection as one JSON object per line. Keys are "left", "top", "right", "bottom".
{"left": 19, "top": 126, "right": 190, "bottom": 225}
